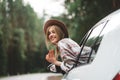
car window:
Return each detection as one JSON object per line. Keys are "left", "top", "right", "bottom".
{"left": 85, "top": 20, "right": 109, "bottom": 52}
{"left": 77, "top": 14, "right": 120, "bottom": 65}
{"left": 81, "top": 20, "right": 109, "bottom": 63}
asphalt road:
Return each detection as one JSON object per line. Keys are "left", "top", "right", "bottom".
{"left": 0, "top": 73, "right": 62, "bottom": 80}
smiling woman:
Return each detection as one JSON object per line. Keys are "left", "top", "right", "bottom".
{"left": 23, "top": 0, "right": 65, "bottom": 17}
{"left": 44, "top": 19, "right": 92, "bottom": 75}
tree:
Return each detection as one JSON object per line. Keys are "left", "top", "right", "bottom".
{"left": 0, "top": 0, "right": 10, "bottom": 76}
{"left": 7, "top": 29, "right": 26, "bottom": 75}
{"left": 0, "top": 0, "right": 47, "bottom": 75}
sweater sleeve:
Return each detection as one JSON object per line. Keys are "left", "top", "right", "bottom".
{"left": 60, "top": 61, "right": 73, "bottom": 72}
{"left": 58, "top": 38, "right": 80, "bottom": 72}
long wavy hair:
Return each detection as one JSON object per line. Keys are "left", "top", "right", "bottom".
{"left": 45, "top": 25, "right": 65, "bottom": 57}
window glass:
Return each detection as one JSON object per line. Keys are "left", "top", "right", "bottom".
{"left": 85, "top": 21, "right": 107, "bottom": 52}
{"left": 81, "top": 21, "right": 109, "bottom": 63}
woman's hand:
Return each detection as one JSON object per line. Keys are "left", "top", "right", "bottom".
{"left": 46, "top": 50, "right": 57, "bottom": 64}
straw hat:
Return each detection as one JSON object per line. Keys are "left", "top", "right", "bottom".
{"left": 44, "top": 19, "right": 69, "bottom": 38}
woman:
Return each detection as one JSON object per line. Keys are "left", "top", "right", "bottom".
{"left": 44, "top": 19, "right": 91, "bottom": 74}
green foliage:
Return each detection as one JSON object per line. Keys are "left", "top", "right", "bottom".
{"left": 0, "top": 1, "right": 8, "bottom": 76}
{"left": 0, "top": 0, "right": 46, "bottom": 76}
{"left": 0, "top": 29, "right": 7, "bottom": 76}
{"left": 7, "top": 28, "right": 26, "bottom": 75}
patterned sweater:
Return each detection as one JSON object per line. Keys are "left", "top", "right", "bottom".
{"left": 49, "top": 38, "right": 92, "bottom": 73}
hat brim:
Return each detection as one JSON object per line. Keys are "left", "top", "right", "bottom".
{"left": 44, "top": 19, "right": 69, "bottom": 38}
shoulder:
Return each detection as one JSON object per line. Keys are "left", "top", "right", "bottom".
{"left": 58, "top": 38, "right": 73, "bottom": 44}
{"left": 58, "top": 38, "right": 79, "bottom": 47}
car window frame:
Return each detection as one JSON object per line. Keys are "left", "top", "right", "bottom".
{"left": 75, "top": 20, "right": 110, "bottom": 66}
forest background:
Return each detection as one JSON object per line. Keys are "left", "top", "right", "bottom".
{"left": 0, "top": 0, "right": 119, "bottom": 76}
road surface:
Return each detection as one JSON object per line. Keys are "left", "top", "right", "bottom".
{"left": 0, "top": 73, "right": 62, "bottom": 80}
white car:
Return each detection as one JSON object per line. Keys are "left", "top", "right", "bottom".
{"left": 63, "top": 9, "right": 120, "bottom": 80}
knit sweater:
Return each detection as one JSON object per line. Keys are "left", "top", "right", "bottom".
{"left": 48, "top": 38, "right": 93, "bottom": 73}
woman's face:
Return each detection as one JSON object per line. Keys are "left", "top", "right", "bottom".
{"left": 48, "top": 26, "right": 60, "bottom": 45}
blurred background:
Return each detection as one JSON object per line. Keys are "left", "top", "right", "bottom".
{"left": 0, "top": 0, "right": 120, "bottom": 78}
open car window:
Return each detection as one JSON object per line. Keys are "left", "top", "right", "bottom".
{"left": 85, "top": 21, "right": 108, "bottom": 52}
{"left": 75, "top": 11, "right": 120, "bottom": 66}
{"left": 80, "top": 20, "right": 109, "bottom": 63}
